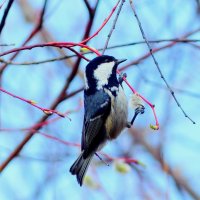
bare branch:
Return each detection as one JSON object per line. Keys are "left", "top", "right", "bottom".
{"left": 130, "top": 129, "right": 200, "bottom": 200}
{"left": 0, "top": 0, "right": 48, "bottom": 76}
{"left": 129, "top": 0, "right": 198, "bottom": 124}
{"left": 0, "top": 1, "right": 99, "bottom": 173}
{"left": 0, "top": 0, "right": 14, "bottom": 35}
{"left": 102, "top": 0, "right": 125, "bottom": 55}
{"left": 0, "top": 38, "right": 199, "bottom": 65}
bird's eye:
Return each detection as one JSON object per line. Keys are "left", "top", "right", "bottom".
{"left": 105, "top": 59, "right": 109, "bottom": 62}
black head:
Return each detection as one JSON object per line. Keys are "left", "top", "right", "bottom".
{"left": 86, "top": 55, "right": 116, "bottom": 69}
{"left": 84, "top": 55, "right": 126, "bottom": 94}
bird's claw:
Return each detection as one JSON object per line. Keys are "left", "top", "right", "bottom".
{"left": 127, "top": 105, "right": 145, "bottom": 128}
{"left": 126, "top": 122, "right": 131, "bottom": 128}
{"left": 118, "top": 72, "right": 127, "bottom": 85}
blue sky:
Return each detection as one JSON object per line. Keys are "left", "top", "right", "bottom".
{"left": 0, "top": 0, "right": 200, "bottom": 199}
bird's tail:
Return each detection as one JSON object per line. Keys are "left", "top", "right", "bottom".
{"left": 70, "top": 152, "right": 93, "bottom": 186}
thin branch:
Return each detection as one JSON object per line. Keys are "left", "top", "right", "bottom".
{"left": 0, "top": 87, "right": 67, "bottom": 118}
{"left": 17, "top": 0, "right": 81, "bottom": 78}
{"left": 140, "top": 73, "right": 200, "bottom": 99}
{"left": 121, "top": 29, "right": 200, "bottom": 71}
{"left": 0, "top": 42, "right": 101, "bottom": 57}
{"left": 0, "top": 0, "right": 14, "bottom": 35}
{"left": 195, "top": 0, "right": 200, "bottom": 13}
{"left": 0, "top": 1, "right": 99, "bottom": 173}
{"left": 67, "top": 46, "right": 90, "bottom": 62}
{"left": 102, "top": 0, "right": 125, "bottom": 55}
{"left": 0, "top": 43, "right": 15, "bottom": 46}
{"left": 117, "top": 70, "right": 159, "bottom": 129}
{"left": 0, "top": 0, "right": 48, "bottom": 76}
{"left": 1, "top": 128, "right": 142, "bottom": 168}
{"left": 0, "top": 86, "right": 83, "bottom": 172}
{"left": 0, "top": 39, "right": 199, "bottom": 66}
{"left": 129, "top": 0, "right": 197, "bottom": 124}
{"left": 80, "top": 0, "right": 120, "bottom": 44}
{"left": 84, "top": 0, "right": 93, "bottom": 16}
{"left": 130, "top": 129, "right": 200, "bottom": 200}
{"left": 0, "top": 88, "right": 83, "bottom": 132}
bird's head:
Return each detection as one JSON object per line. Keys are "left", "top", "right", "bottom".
{"left": 84, "top": 55, "right": 126, "bottom": 93}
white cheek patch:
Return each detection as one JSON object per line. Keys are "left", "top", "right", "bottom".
{"left": 94, "top": 61, "right": 115, "bottom": 89}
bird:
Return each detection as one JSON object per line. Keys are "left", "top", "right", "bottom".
{"left": 70, "top": 55, "right": 129, "bottom": 186}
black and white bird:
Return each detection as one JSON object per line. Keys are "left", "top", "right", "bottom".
{"left": 70, "top": 55, "right": 129, "bottom": 186}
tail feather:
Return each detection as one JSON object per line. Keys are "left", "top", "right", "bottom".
{"left": 70, "top": 152, "right": 93, "bottom": 186}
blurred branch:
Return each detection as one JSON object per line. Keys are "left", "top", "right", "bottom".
{"left": 17, "top": 0, "right": 82, "bottom": 77}
{"left": 0, "top": 0, "right": 48, "bottom": 76}
{"left": 0, "top": 88, "right": 83, "bottom": 132}
{"left": 0, "top": 1, "right": 99, "bottom": 173}
{"left": 0, "top": 41, "right": 101, "bottom": 57}
{"left": 0, "top": 0, "right": 7, "bottom": 9}
{"left": 0, "top": 86, "right": 83, "bottom": 172}
{"left": 195, "top": 0, "right": 200, "bottom": 14}
{"left": 0, "top": 0, "right": 14, "bottom": 35}
{"left": 130, "top": 129, "right": 200, "bottom": 200}
{"left": 0, "top": 87, "right": 67, "bottom": 118}
{"left": 0, "top": 43, "right": 15, "bottom": 46}
{"left": 0, "top": 39, "right": 199, "bottom": 65}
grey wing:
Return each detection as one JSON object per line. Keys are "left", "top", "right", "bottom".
{"left": 81, "top": 90, "right": 111, "bottom": 155}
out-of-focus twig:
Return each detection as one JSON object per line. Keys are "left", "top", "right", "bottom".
{"left": 0, "top": 88, "right": 83, "bottom": 132}
{"left": 0, "top": 0, "right": 14, "bottom": 35}
{"left": 0, "top": 39, "right": 199, "bottom": 65}
{"left": 0, "top": 42, "right": 101, "bottom": 57}
{"left": 130, "top": 129, "right": 200, "bottom": 200}
{"left": 0, "top": 87, "right": 67, "bottom": 118}
{"left": 0, "top": 1, "right": 99, "bottom": 173}
{"left": 195, "top": 0, "right": 200, "bottom": 14}
{"left": 18, "top": 0, "right": 83, "bottom": 78}
{"left": 0, "top": 0, "right": 48, "bottom": 76}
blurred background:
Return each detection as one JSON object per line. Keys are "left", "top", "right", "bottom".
{"left": 0, "top": 0, "right": 200, "bottom": 199}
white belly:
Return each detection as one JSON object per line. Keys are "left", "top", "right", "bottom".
{"left": 105, "top": 86, "right": 128, "bottom": 139}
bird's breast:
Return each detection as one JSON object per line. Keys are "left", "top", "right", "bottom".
{"left": 104, "top": 86, "right": 128, "bottom": 140}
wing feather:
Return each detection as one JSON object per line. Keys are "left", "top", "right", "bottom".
{"left": 81, "top": 90, "right": 111, "bottom": 153}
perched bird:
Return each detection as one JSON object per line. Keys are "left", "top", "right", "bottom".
{"left": 70, "top": 55, "right": 128, "bottom": 186}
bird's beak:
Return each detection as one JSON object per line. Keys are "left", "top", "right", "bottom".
{"left": 116, "top": 58, "right": 127, "bottom": 65}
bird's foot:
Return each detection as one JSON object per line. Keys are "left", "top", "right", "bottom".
{"left": 127, "top": 105, "right": 145, "bottom": 128}
{"left": 118, "top": 72, "right": 127, "bottom": 85}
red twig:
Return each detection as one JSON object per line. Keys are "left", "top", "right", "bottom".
{"left": 117, "top": 70, "right": 159, "bottom": 129}
{"left": 0, "top": 0, "right": 48, "bottom": 75}
{"left": 0, "top": 42, "right": 101, "bottom": 57}
{"left": 0, "top": 100, "right": 83, "bottom": 133}
{"left": 80, "top": 0, "right": 120, "bottom": 44}
{"left": 67, "top": 46, "right": 90, "bottom": 62}
{"left": 0, "top": 1, "right": 99, "bottom": 173}
{"left": 1, "top": 127, "right": 141, "bottom": 165}
{"left": 0, "top": 87, "right": 68, "bottom": 118}
{"left": 100, "top": 152, "right": 140, "bottom": 165}
{"left": 37, "top": 131, "right": 80, "bottom": 147}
